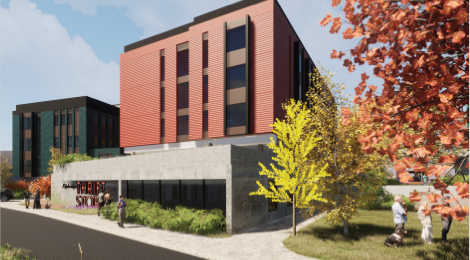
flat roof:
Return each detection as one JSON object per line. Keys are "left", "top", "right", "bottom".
{"left": 13, "top": 96, "right": 119, "bottom": 115}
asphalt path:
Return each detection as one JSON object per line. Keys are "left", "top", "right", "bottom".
{"left": 1, "top": 208, "right": 206, "bottom": 260}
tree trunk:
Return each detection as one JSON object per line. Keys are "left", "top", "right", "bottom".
{"left": 343, "top": 218, "right": 349, "bottom": 236}
{"left": 293, "top": 194, "right": 296, "bottom": 236}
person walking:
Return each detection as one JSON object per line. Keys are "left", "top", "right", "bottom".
{"left": 392, "top": 196, "right": 408, "bottom": 233}
{"left": 441, "top": 196, "right": 453, "bottom": 244}
{"left": 417, "top": 201, "right": 433, "bottom": 244}
{"left": 423, "top": 175, "right": 428, "bottom": 186}
{"left": 23, "top": 189, "right": 31, "bottom": 209}
{"left": 116, "top": 195, "right": 126, "bottom": 228}
{"left": 33, "top": 190, "right": 41, "bottom": 209}
{"left": 97, "top": 190, "right": 105, "bottom": 216}
{"left": 104, "top": 190, "right": 113, "bottom": 207}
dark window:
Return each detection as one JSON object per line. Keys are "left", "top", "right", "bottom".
{"left": 227, "top": 26, "right": 245, "bottom": 52}
{"left": 181, "top": 180, "right": 204, "bottom": 209}
{"left": 23, "top": 139, "right": 32, "bottom": 151}
{"left": 23, "top": 117, "right": 31, "bottom": 130}
{"left": 61, "top": 114, "right": 65, "bottom": 125}
{"left": 36, "top": 116, "right": 41, "bottom": 142}
{"left": 203, "top": 40, "right": 208, "bottom": 68}
{"left": 287, "top": 194, "right": 293, "bottom": 207}
{"left": 99, "top": 153, "right": 105, "bottom": 158}
{"left": 107, "top": 153, "right": 113, "bottom": 158}
{"left": 205, "top": 180, "right": 226, "bottom": 215}
{"left": 94, "top": 111, "right": 99, "bottom": 148}
{"left": 177, "top": 48, "right": 189, "bottom": 77}
{"left": 23, "top": 160, "right": 32, "bottom": 173}
{"left": 128, "top": 180, "right": 143, "bottom": 200}
{"left": 227, "top": 64, "right": 246, "bottom": 90}
{"left": 178, "top": 115, "right": 189, "bottom": 136}
{"left": 108, "top": 116, "right": 113, "bottom": 148}
{"left": 160, "top": 56, "right": 165, "bottom": 81}
{"left": 37, "top": 159, "right": 41, "bottom": 175}
{"left": 299, "top": 52, "right": 302, "bottom": 73}
{"left": 227, "top": 103, "right": 246, "bottom": 128}
{"left": 68, "top": 136, "right": 73, "bottom": 147}
{"left": 177, "top": 82, "right": 189, "bottom": 109}
{"left": 161, "top": 88, "right": 165, "bottom": 112}
{"left": 54, "top": 137, "right": 59, "bottom": 148}
{"left": 75, "top": 136, "right": 79, "bottom": 147}
{"left": 143, "top": 180, "right": 160, "bottom": 204}
{"left": 101, "top": 113, "right": 106, "bottom": 148}
{"left": 67, "top": 113, "right": 72, "bottom": 125}
{"left": 203, "top": 111, "right": 208, "bottom": 132}
{"left": 203, "top": 75, "right": 208, "bottom": 103}
{"left": 54, "top": 114, "right": 59, "bottom": 126}
{"left": 268, "top": 180, "right": 278, "bottom": 211}
{"left": 161, "top": 119, "right": 165, "bottom": 137}
{"left": 161, "top": 180, "right": 179, "bottom": 209}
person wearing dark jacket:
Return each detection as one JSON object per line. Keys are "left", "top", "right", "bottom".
{"left": 441, "top": 196, "right": 453, "bottom": 244}
{"left": 33, "top": 190, "right": 41, "bottom": 209}
{"left": 23, "top": 189, "right": 31, "bottom": 209}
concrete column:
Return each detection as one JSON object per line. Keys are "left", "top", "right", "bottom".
{"left": 118, "top": 179, "right": 121, "bottom": 197}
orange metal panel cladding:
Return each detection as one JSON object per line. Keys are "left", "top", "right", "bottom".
{"left": 119, "top": 0, "right": 277, "bottom": 147}
{"left": 189, "top": 34, "right": 203, "bottom": 140}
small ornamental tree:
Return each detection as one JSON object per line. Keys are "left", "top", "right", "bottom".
{"left": 1, "top": 155, "right": 13, "bottom": 188}
{"left": 48, "top": 146, "right": 63, "bottom": 174}
{"left": 321, "top": 0, "right": 469, "bottom": 221}
{"left": 250, "top": 100, "right": 330, "bottom": 236}
{"left": 29, "top": 175, "right": 51, "bottom": 198}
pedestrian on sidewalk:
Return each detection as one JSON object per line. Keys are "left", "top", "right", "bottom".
{"left": 441, "top": 196, "right": 453, "bottom": 244}
{"left": 392, "top": 196, "right": 408, "bottom": 233}
{"left": 417, "top": 201, "right": 433, "bottom": 244}
{"left": 423, "top": 175, "right": 428, "bottom": 186}
{"left": 97, "top": 190, "right": 105, "bottom": 216}
{"left": 104, "top": 190, "right": 112, "bottom": 207}
{"left": 23, "top": 189, "right": 31, "bottom": 209}
{"left": 33, "top": 189, "right": 41, "bottom": 209}
{"left": 116, "top": 195, "right": 126, "bottom": 228}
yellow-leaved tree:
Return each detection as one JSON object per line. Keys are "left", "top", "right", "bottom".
{"left": 250, "top": 100, "right": 330, "bottom": 236}
{"left": 48, "top": 146, "right": 63, "bottom": 174}
{"left": 302, "top": 66, "right": 388, "bottom": 236}
{"left": 1, "top": 155, "right": 13, "bottom": 188}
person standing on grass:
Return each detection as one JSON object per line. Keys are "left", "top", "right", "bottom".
{"left": 417, "top": 201, "right": 433, "bottom": 244}
{"left": 33, "top": 189, "right": 41, "bottom": 209}
{"left": 97, "top": 189, "right": 105, "bottom": 217}
{"left": 116, "top": 195, "right": 126, "bottom": 228}
{"left": 23, "top": 189, "right": 31, "bottom": 209}
{"left": 441, "top": 196, "right": 453, "bottom": 244}
{"left": 392, "top": 196, "right": 408, "bottom": 233}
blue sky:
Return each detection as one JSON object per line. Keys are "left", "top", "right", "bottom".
{"left": 0, "top": 0, "right": 384, "bottom": 151}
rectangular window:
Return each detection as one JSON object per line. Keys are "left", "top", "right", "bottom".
{"left": 178, "top": 115, "right": 189, "bottom": 136}
{"left": 177, "top": 48, "right": 189, "bottom": 77}
{"left": 108, "top": 116, "right": 113, "bottom": 148}
{"left": 107, "top": 153, "right": 113, "bottom": 158}
{"left": 101, "top": 113, "right": 106, "bottom": 148}
{"left": 226, "top": 103, "right": 246, "bottom": 128}
{"left": 203, "top": 111, "right": 208, "bottom": 132}
{"left": 161, "top": 180, "right": 179, "bottom": 209}
{"left": 203, "top": 75, "right": 208, "bottom": 103}
{"left": 177, "top": 82, "right": 189, "bottom": 109}
{"left": 161, "top": 88, "right": 165, "bottom": 112}
{"left": 203, "top": 40, "right": 208, "bottom": 68}
{"left": 37, "top": 159, "right": 41, "bottom": 175}
{"left": 99, "top": 153, "right": 105, "bottom": 158}
{"left": 74, "top": 136, "right": 79, "bottom": 147}
{"left": 287, "top": 194, "right": 293, "bottom": 207}
{"left": 161, "top": 119, "right": 165, "bottom": 137}
{"left": 67, "top": 113, "right": 72, "bottom": 125}
{"left": 128, "top": 180, "right": 143, "bottom": 200}
{"left": 268, "top": 180, "right": 277, "bottom": 211}
{"left": 227, "top": 26, "right": 245, "bottom": 52}
{"left": 23, "top": 138, "right": 32, "bottom": 151}
{"left": 181, "top": 180, "right": 204, "bottom": 209}
{"left": 94, "top": 111, "right": 99, "bottom": 148}
{"left": 23, "top": 117, "right": 31, "bottom": 130}
{"left": 143, "top": 180, "right": 160, "bottom": 204}
{"left": 36, "top": 116, "right": 41, "bottom": 150}
{"left": 54, "top": 114, "right": 59, "bottom": 126}
{"left": 68, "top": 136, "right": 73, "bottom": 147}
{"left": 227, "top": 64, "right": 246, "bottom": 90}
{"left": 160, "top": 55, "right": 165, "bottom": 81}
{"left": 205, "top": 180, "right": 226, "bottom": 215}
{"left": 61, "top": 114, "right": 65, "bottom": 125}
{"left": 54, "top": 137, "right": 59, "bottom": 148}
{"left": 23, "top": 160, "right": 32, "bottom": 173}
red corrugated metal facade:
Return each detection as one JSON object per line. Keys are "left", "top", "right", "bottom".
{"left": 120, "top": 0, "right": 309, "bottom": 147}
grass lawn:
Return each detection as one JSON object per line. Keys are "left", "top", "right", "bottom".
{"left": 283, "top": 210, "right": 469, "bottom": 260}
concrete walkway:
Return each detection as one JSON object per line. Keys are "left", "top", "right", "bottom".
{"left": 1, "top": 200, "right": 320, "bottom": 260}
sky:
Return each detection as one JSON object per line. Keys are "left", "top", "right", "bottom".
{"left": 0, "top": 0, "right": 384, "bottom": 151}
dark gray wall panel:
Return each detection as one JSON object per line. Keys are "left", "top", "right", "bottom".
{"left": 40, "top": 111, "right": 54, "bottom": 176}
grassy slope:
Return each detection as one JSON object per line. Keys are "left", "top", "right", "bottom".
{"left": 283, "top": 210, "right": 469, "bottom": 260}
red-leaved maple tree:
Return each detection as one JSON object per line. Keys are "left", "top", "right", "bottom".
{"left": 321, "top": 0, "right": 468, "bottom": 221}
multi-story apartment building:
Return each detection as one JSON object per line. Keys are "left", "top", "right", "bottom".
{"left": 12, "top": 96, "right": 122, "bottom": 178}
{"left": 120, "top": 0, "right": 317, "bottom": 154}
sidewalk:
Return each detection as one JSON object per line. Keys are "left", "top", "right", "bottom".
{"left": 1, "top": 200, "right": 320, "bottom": 260}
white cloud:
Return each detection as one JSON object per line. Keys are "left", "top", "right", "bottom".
{"left": 0, "top": 0, "right": 119, "bottom": 150}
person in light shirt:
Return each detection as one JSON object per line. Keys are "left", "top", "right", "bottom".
{"left": 392, "top": 196, "right": 408, "bottom": 234}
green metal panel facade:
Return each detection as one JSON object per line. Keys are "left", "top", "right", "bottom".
{"left": 12, "top": 115, "right": 21, "bottom": 177}
{"left": 79, "top": 107, "right": 88, "bottom": 155}
{"left": 41, "top": 111, "right": 54, "bottom": 176}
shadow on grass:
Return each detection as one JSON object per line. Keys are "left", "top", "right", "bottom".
{"left": 414, "top": 238, "right": 469, "bottom": 260}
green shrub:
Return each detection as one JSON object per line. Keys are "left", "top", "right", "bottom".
{"left": 361, "top": 186, "right": 415, "bottom": 211}
{"left": 55, "top": 153, "right": 96, "bottom": 167}
{"left": 100, "top": 199, "right": 226, "bottom": 235}
{"left": 385, "top": 179, "right": 402, "bottom": 185}
{"left": 437, "top": 174, "right": 469, "bottom": 185}
{"left": 13, "top": 189, "right": 26, "bottom": 199}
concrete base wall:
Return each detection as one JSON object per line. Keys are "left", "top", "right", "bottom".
{"left": 52, "top": 145, "right": 293, "bottom": 234}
